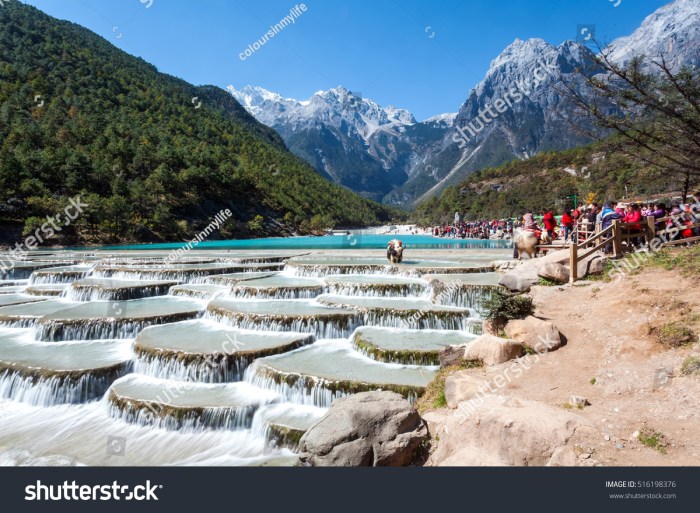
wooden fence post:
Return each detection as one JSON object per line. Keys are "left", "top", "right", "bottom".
{"left": 646, "top": 216, "right": 656, "bottom": 245}
{"left": 569, "top": 241, "right": 578, "bottom": 283}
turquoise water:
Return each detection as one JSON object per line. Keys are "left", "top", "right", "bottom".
{"left": 73, "top": 234, "right": 511, "bottom": 251}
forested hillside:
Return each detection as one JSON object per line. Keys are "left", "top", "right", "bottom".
{"left": 0, "top": 3, "right": 396, "bottom": 245}
{"left": 414, "top": 141, "right": 691, "bottom": 225}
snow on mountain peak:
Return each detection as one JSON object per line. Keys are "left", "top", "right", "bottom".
{"left": 607, "top": 0, "right": 700, "bottom": 66}
{"left": 228, "top": 85, "right": 417, "bottom": 142}
{"left": 489, "top": 38, "right": 554, "bottom": 70}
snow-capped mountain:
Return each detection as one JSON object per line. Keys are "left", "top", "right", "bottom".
{"left": 608, "top": 0, "right": 699, "bottom": 68}
{"left": 386, "top": 0, "right": 699, "bottom": 205}
{"left": 228, "top": 0, "right": 698, "bottom": 206}
{"left": 384, "top": 38, "right": 601, "bottom": 205}
{"left": 228, "top": 85, "right": 450, "bottom": 201}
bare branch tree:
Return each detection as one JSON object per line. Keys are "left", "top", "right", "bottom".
{"left": 559, "top": 41, "right": 700, "bottom": 199}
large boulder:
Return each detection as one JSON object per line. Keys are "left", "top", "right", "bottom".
{"left": 298, "top": 391, "right": 428, "bottom": 466}
{"left": 498, "top": 270, "right": 539, "bottom": 292}
{"left": 504, "top": 316, "right": 563, "bottom": 352}
{"left": 444, "top": 371, "right": 493, "bottom": 408}
{"left": 537, "top": 262, "right": 570, "bottom": 284}
{"left": 428, "top": 395, "right": 591, "bottom": 466}
{"left": 462, "top": 334, "right": 523, "bottom": 366}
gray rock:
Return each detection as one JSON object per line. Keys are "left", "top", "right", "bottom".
{"left": 498, "top": 270, "right": 539, "bottom": 292}
{"left": 569, "top": 395, "right": 590, "bottom": 408}
{"left": 504, "top": 316, "right": 563, "bottom": 352}
{"left": 462, "top": 334, "right": 523, "bottom": 366}
{"left": 538, "top": 262, "right": 570, "bottom": 284}
{"left": 298, "top": 391, "right": 428, "bottom": 467}
{"left": 444, "top": 371, "right": 493, "bottom": 408}
{"left": 438, "top": 344, "right": 467, "bottom": 367}
{"left": 428, "top": 395, "right": 591, "bottom": 466}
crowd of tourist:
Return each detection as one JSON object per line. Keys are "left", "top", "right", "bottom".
{"left": 430, "top": 191, "right": 700, "bottom": 248}
{"left": 431, "top": 218, "right": 514, "bottom": 239}
{"left": 514, "top": 191, "right": 700, "bottom": 251}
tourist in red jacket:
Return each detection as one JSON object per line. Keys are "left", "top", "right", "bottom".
{"left": 542, "top": 209, "right": 557, "bottom": 240}
{"left": 561, "top": 208, "right": 574, "bottom": 242}
{"left": 623, "top": 203, "right": 643, "bottom": 247}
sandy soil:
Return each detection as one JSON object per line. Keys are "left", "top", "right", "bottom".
{"left": 487, "top": 268, "right": 700, "bottom": 465}
{"left": 426, "top": 265, "right": 700, "bottom": 466}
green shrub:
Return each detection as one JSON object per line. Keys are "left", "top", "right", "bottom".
{"left": 482, "top": 289, "right": 534, "bottom": 331}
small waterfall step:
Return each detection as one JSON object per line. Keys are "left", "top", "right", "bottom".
{"left": 25, "top": 284, "right": 69, "bottom": 297}
{"left": 286, "top": 257, "right": 494, "bottom": 277}
{"left": 324, "top": 274, "right": 429, "bottom": 298}
{"left": 169, "top": 283, "right": 230, "bottom": 299}
{"left": 206, "top": 271, "right": 279, "bottom": 285}
{"left": 316, "top": 294, "right": 480, "bottom": 332}
{"left": 29, "top": 265, "right": 94, "bottom": 284}
{"left": 247, "top": 340, "right": 437, "bottom": 407}
{"left": 107, "top": 374, "right": 281, "bottom": 430}
{"left": 0, "top": 286, "right": 27, "bottom": 295}
{"left": 0, "top": 300, "right": 81, "bottom": 328}
{"left": 230, "top": 275, "right": 325, "bottom": 299}
{"left": 67, "top": 278, "right": 180, "bottom": 301}
{"left": 427, "top": 273, "right": 504, "bottom": 309}
{"left": 2, "top": 262, "right": 76, "bottom": 280}
{"left": 134, "top": 319, "right": 314, "bottom": 382}
{"left": 94, "top": 262, "right": 284, "bottom": 282}
{"left": 0, "top": 294, "right": 47, "bottom": 308}
{"left": 251, "top": 403, "right": 326, "bottom": 450}
{"left": 207, "top": 299, "right": 360, "bottom": 338}
{"left": 0, "top": 329, "right": 132, "bottom": 406}
{"left": 0, "top": 400, "right": 293, "bottom": 466}
{"left": 0, "top": 280, "right": 29, "bottom": 288}
{"left": 35, "top": 297, "right": 204, "bottom": 341}
{"left": 351, "top": 326, "right": 476, "bottom": 365}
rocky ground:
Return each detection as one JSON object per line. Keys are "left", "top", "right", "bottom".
{"left": 423, "top": 262, "right": 700, "bottom": 466}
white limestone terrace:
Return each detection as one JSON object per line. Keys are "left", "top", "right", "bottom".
{"left": 0, "top": 246, "right": 508, "bottom": 465}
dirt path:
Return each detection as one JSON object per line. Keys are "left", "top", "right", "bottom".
{"left": 428, "top": 266, "right": 700, "bottom": 466}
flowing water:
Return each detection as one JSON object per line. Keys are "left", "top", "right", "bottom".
{"left": 0, "top": 248, "right": 507, "bottom": 466}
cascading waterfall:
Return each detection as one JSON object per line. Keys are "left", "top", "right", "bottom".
{"left": 205, "top": 310, "right": 361, "bottom": 339}
{"left": 228, "top": 288, "right": 322, "bottom": 300}
{"left": 0, "top": 249, "right": 502, "bottom": 465}
{"left": 431, "top": 284, "right": 499, "bottom": 311}
{"left": 28, "top": 268, "right": 94, "bottom": 285}
{"left": 35, "top": 314, "right": 201, "bottom": 342}
{"left": 0, "top": 362, "right": 133, "bottom": 407}
{"left": 360, "top": 311, "right": 482, "bottom": 333}
{"left": 63, "top": 283, "right": 176, "bottom": 302}
{"left": 133, "top": 352, "right": 255, "bottom": 383}
{"left": 326, "top": 283, "right": 430, "bottom": 298}
{"left": 244, "top": 365, "right": 349, "bottom": 408}
{"left": 107, "top": 399, "right": 264, "bottom": 431}
{"left": 286, "top": 264, "right": 421, "bottom": 278}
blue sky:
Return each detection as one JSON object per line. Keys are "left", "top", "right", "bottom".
{"left": 22, "top": 0, "right": 670, "bottom": 120}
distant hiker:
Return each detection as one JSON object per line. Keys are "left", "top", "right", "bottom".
{"left": 601, "top": 201, "right": 623, "bottom": 254}
{"left": 561, "top": 208, "right": 574, "bottom": 242}
{"left": 542, "top": 209, "right": 557, "bottom": 240}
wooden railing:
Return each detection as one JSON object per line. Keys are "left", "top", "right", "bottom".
{"left": 568, "top": 213, "right": 700, "bottom": 283}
